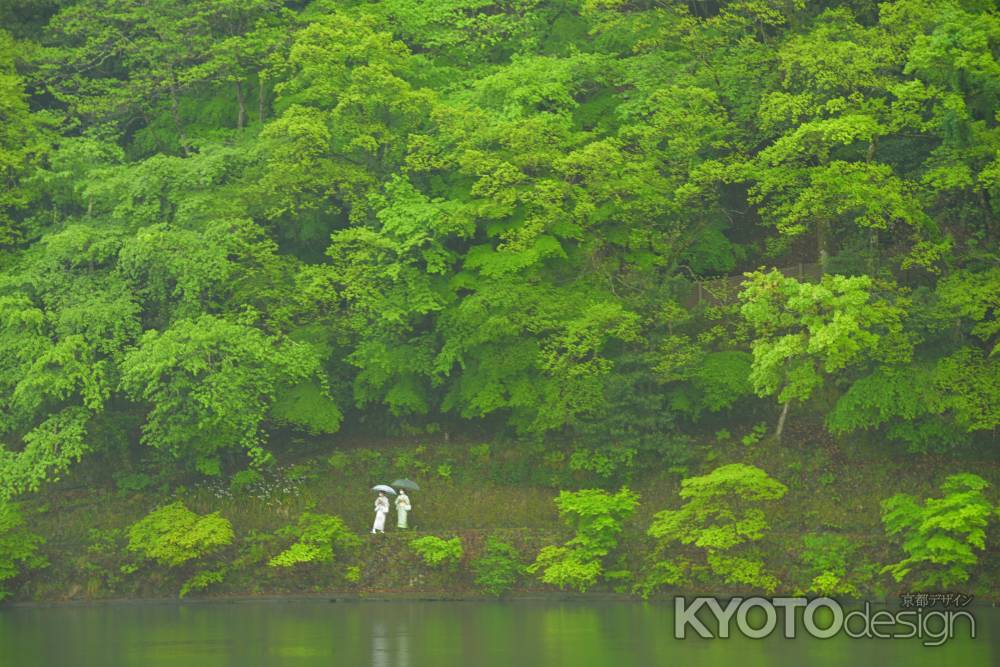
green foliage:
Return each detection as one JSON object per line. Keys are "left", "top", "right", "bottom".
{"left": 120, "top": 315, "right": 338, "bottom": 473}
{"left": 0, "top": 502, "right": 47, "bottom": 600}
{"left": 528, "top": 487, "right": 638, "bottom": 592}
{"left": 113, "top": 472, "right": 152, "bottom": 496}
{"left": 269, "top": 512, "right": 360, "bottom": 569}
{"left": 179, "top": 566, "right": 227, "bottom": 598}
{"left": 690, "top": 351, "right": 754, "bottom": 414}
{"left": 741, "top": 423, "right": 768, "bottom": 448}
{"left": 326, "top": 452, "right": 349, "bottom": 472}
{"left": 0, "top": 406, "right": 93, "bottom": 500}
{"left": 393, "top": 446, "right": 431, "bottom": 476}
{"left": 229, "top": 469, "right": 264, "bottom": 495}
{"left": 529, "top": 545, "right": 603, "bottom": 592}
{"left": 0, "top": 29, "right": 51, "bottom": 245}
{"left": 740, "top": 271, "right": 910, "bottom": 406}
{"left": 829, "top": 365, "right": 961, "bottom": 451}
{"left": 0, "top": 0, "right": 995, "bottom": 610}
{"left": 568, "top": 446, "right": 636, "bottom": 483}
{"left": 471, "top": 537, "right": 523, "bottom": 597}
{"left": 881, "top": 474, "right": 995, "bottom": 588}
{"left": 645, "top": 464, "right": 787, "bottom": 595}
{"left": 799, "top": 533, "right": 860, "bottom": 597}
{"left": 409, "top": 535, "right": 463, "bottom": 569}
{"left": 127, "top": 501, "right": 233, "bottom": 568}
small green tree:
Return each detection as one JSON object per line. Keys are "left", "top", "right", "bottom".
{"left": 269, "top": 512, "right": 360, "bottom": 568}
{"left": 127, "top": 501, "right": 234, "bottom": 568}
{"left": 471, "top": 537, "right": 523, "bottom": 597}
{"left": 410, "top": 535, "right": 463, "bottom": 569}
{"left": 0, "top": 501, "right": 47, "bottom": 600}
{"left": 881, "top": 473, "right": 996, "bottom": 588}
{"left": 644, "top": 464, "right": 787, "bottom": 595}
{"left": 739, "top": 270, "right": 909, "bottom": 441}
{"left": 126, "top": 501, "right": 234, "bottom": 597}
{"left": 798, "top": 532, "right": 860, "bottom": 597}
{"left": 528, "top": 487, "right": 639, "bottom": 592}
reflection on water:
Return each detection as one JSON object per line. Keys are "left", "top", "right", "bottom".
{"left": 372, "top": 618, "right": 411, "bottom": 667}
{"left": 0, "top": 599, "right": 995, "bottom": 667}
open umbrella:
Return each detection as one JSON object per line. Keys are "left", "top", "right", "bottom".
{"left": 371, "top": 484, "right": 397, "bottom": 494}
{"left": 391, "top": 478, "right": 420, "bottom": 491}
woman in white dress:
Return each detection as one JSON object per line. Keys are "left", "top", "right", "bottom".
{"left": 372, "top": 491, "right": 389, "bottom": 533}
{"left": 395, "top": 489, "right": 411, "bottom": 529}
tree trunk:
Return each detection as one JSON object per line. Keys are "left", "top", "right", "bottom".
{"left": 817, "top": 218, "right": 830, "bottom": 276}
{"left": 235, "top": 79, "right": 246, "bottom": 130}
{"left": 774, "top": 401, "right": 790, "bottom": 443}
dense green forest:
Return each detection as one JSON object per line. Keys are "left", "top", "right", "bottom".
{"left": 0, "top": 0, "right": 997, "bottom": 601}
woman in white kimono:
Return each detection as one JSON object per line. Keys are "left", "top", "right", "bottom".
{"left": 372, "top": 491, "right": 389, "bottom": 533}
{"left": 395, "top": 489, "right": 411, "bottom": 529}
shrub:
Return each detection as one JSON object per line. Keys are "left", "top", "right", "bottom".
{"left": 469, "top": 444, "right": 490, "bottom": 464}
{"left": 230, "top": 469, "right": 263, "bottom": 494}
{"left": 644, "top": 464, "right": 786, "bottom": 595}
{"left": 690, "top": 351, "right": 754, "bottom": 413}
{"left": 113, "top": 472, "right": 152, "bottom": 495}
{"left": 471, "top": 537, "right": 523, "bottom": 597}
{"left": 0, "top": 502, "right": 47, "bottom": 600}
{"left": 530, "top": 546, "right": 603, "bottom": 591}
{"left": 528, "top": 487, "right": 639, "bottom": 592}
{"left": 81, "top": 527, "right": 126, "bottom": 593}
{"left": 410, "top": 535, "right": 463, "bottom": 569}
{"left": 799, "top": 532, "right": 859, "bottom": 597}
{"left": 393, "top": 446, "right": 431, "bottom": 476}
{"left": 881, "top": 473, "right": 995, "bottom": 588}
{"left": 741, "top": 422, "right": 768, "bottom": 447}
{"left": 326, "top": 451, "right": 349, "bottom": 472}
{"left": 179, "top": 566, "right": 227, "bottom": 598}
{"left": 127, "top": 501, "right": 233, "bottom": 568}
{"left": 354, "top": 449, "right": 387, "bottom": 483}
{"left": 568, "top": 447, "right": 636, "bottom": 482}
{"left": 286, "top": 462, "right": 320, "bottom": 483}
{"left": 269, "top": 512, "right": 360, "bottom": 568}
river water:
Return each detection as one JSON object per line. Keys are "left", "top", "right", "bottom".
{"left": 0, "top": 599, "right": 995, "bottom": 666}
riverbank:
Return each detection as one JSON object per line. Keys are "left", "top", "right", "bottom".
{"left": 8, "top": 590, "right": 998, "bottom": 609}
{"left": 9, "top": 423, "right": 1000, "bottom": 604}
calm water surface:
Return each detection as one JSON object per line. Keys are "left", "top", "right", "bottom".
{"left": 0, "top": 599, "right": 995, "bottom": 666}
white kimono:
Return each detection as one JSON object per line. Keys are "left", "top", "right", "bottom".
{"left": 372, "top": 495, "right": 389, "bottom": 533}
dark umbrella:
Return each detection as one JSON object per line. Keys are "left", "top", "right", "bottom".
{"left": 391, "top": 478, "right": 420, "bottom": 491}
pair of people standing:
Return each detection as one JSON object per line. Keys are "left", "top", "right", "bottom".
{"left": 371, "top": 489, "right": 411, "bottom": 534}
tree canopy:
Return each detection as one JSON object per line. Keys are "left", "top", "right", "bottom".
{"left": 0, "top": 0, "right": 997, "bottom": 492}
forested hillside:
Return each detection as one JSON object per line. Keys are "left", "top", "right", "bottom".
{"left": 0, "top": 0, "right": 997, "bottom": 601}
